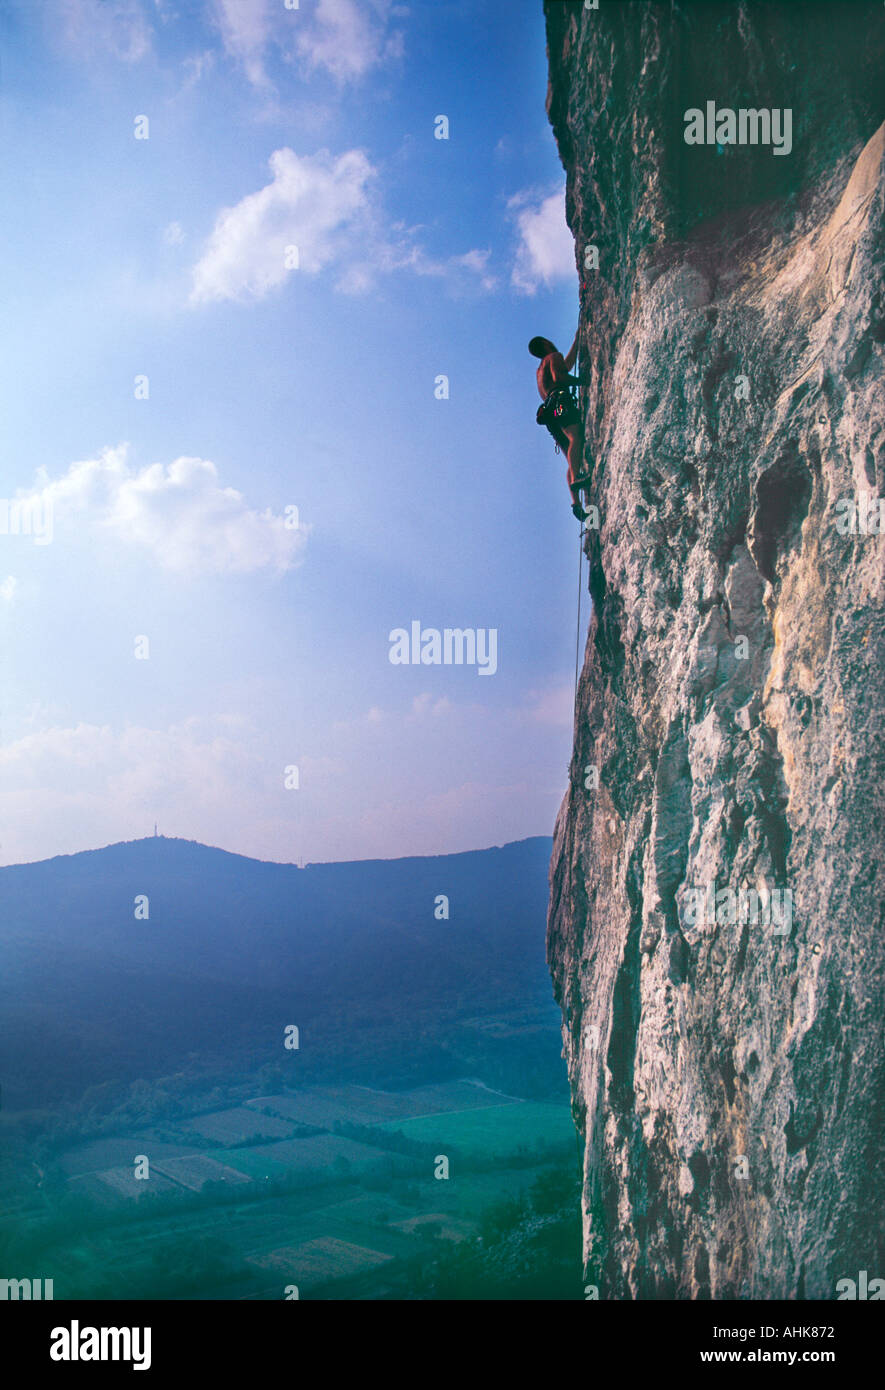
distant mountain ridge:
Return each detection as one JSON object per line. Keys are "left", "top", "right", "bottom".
{"left": 0, "top": 835, "right": 555, "bottom": 1108}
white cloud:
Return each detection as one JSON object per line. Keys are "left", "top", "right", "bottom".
{"left": 210, "top": 0, "right": 273, "bottom": 88}
{"left": 401, "top": 246, "right": 497, "bottom": 293}
{"left": 58, "top": 0, "right": 153, "bottom": 63}
{"left": 210, "top": 0, "right": 403, "bottom": 89}
{"left": 21, "top": 446, "right": 307, "bottom": 575}
{"left": 334, "top": 236, "right": 496, "bottom": 296}
{"left": 509, "top": 187, "right": 576, "bottom": 295}
{"left": 456, "top": 250, "right": 497, "bottom": 293}
{"left": 0, "top": 716, "right": 272, "bottom": 865}
{"left": 190, "top": 147, "right": 374, "bottom": 303}
{"left": 163, "top": 221, "right": 186, "bottom": 246}
{"left": 520, "top": 683, "right": 575, "bottom": 728}
{"left": 410, "top": 692, "right": 453, "bottom": 718}
{"left": 0, "top": 682, "right": 572, "bottom": 866}
{"left": 190, "top": 146, "right": 495, "bottom": 304}
{"left": 175, "top": 49, "right": 216, "bottom": 97}
{"left": 296, "top": 0, "right": 404, "bottom": 83}
{"left": 335, "top": 685, "right": 567, "bottom": 739}
{"left": 0, "top": 576, "right": 18, "bottom": 604}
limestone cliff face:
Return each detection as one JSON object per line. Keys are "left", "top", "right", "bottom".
{"left": 545, "top": 0, "right": 885, "bottom": 1298}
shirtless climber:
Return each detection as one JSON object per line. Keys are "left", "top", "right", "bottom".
{"left": 530, "top": 330, "right": 592, "bottom": 521}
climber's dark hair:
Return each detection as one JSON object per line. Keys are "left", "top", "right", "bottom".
{"left": 528, "top": 336, "right": 555, "bottom": 358}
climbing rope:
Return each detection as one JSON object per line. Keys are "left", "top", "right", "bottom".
{"left": 574, "top": 341, "right": 586, "bottom": 708}
{"left": 574, "top": 523, "right": 585, "bottom": 705}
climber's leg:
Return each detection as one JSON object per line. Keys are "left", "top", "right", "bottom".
{"left": 561, "top": 424, "right": 585, "bottom": 505}
{"left": 562, "top": 424, "right": 584, "bottom": 486}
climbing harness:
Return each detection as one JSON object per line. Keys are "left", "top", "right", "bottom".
{"left": 536, "top": 378, "right": 582, "bottom": 444}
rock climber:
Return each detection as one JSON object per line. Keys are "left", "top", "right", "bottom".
{"left": 530, "top": 330, "right": 592, "bottom": 521}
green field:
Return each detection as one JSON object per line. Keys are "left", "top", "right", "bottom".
{"left": 57, "top": 1137, "right": 198, "bottom": 1177}
{"left": 152, "top": 1154, "right": 253, "bottom": 1191}
{"left": 379, "top": 1101, "right": 576, "bottom": 1158}
{"left": 2, "top": 1072, "right": 580, "bottom": 1300}
{"left": 224, "top": 1133, "right": 389, "bottom": 1180}
{"left": 246, "top": 1079, "right": 516, "bottom": 1127}
{"left": 183, "top": 1107, "right": 295, "bottom": 1144}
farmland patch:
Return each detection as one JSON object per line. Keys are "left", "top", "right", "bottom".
{"left": 250, "top": 1236, "right": 393, "bottom": 1286}
{"left": 184, "top": 1107, "right": 294, "bottom": 1144}
{"left": 151, "top": 1154, "right": 252, "bottom": 1191}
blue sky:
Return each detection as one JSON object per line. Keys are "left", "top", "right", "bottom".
{"left": 0, "top": 0, "right": 584, "bottom": 866}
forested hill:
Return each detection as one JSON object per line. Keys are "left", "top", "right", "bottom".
{"left": 0, "top": 835, "right": 557, "bottom": 1107}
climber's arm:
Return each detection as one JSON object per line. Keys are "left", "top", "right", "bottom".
{"left": 563, "top": 330, "right": 580, "bottom": 373}
{"left": 548, "top": 350, "right": 571, "bottom": 384}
